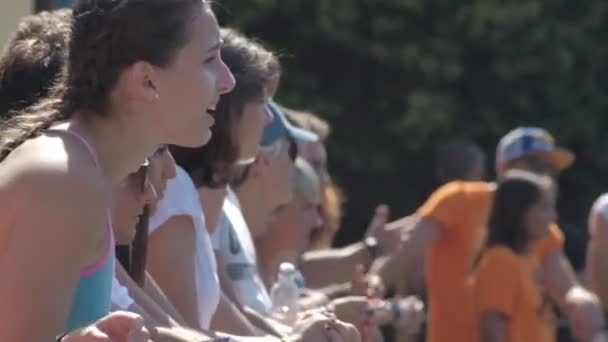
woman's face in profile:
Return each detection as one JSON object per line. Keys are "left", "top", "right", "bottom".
{"left": 524, "top": 187, "right": 556, "bottom": 241}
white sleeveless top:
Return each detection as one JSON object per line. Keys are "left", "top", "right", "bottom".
{"left": 148, "top": 166, "right": 220, "bottom": 329}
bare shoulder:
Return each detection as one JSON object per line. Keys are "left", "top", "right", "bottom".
{"left": 0, "top": 134, "right": 109, "bottom": 257}
{"left": 0, "top": 133, "right": 107, "bottom": 200}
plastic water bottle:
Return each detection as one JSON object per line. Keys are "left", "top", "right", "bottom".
{"left": 270, "top": 262, "right": 300, "bottom": 325}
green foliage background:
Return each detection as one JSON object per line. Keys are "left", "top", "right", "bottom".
{"left": 216, "top": 0, "right": 608, "bottom": 246}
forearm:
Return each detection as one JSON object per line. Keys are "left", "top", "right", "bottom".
{"left": 115, "top": 265, "right": 178, "bottom": 328}
{"left": 370, "top": 217, "right": 436, "bottom": 291}
{"left": 132, "top": 289, "right": 180, "bottom": 329}
{"left": 542, "top": 250, "right": 581, "bottom": 312}
{"left": 125, "top": 302, "right": 163, "bottom": 337}
{"left": 370, "top": 241, "right": 419, "bottom": 291}
{"left": 210, "top": 293, "right": 262, "bottom": 336}
{"left": 241, "top": 306, "right": 291, "bottom": 337}
{"left": 154, "top": 326, "right": 283, "bottom": 342}
{"left": 143, "top": 271, "right": 187, "bottom": 326}
{"left": 300, "top": 243, "right": 369, "bottom": 288}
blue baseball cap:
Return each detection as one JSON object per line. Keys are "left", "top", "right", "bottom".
{"left": 496, "top": 127, "right": 575, "bottom": 171}
{"left": 260, "top": 101, "right": 318, "bottom": 146}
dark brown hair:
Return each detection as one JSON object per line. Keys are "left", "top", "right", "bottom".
{"left": 435, "top": 139, "right": 485, "bottom": 185}
{"left": 0, "top": 0, "right": 204, "bottom": 161}
{"left": 0, "top": 9, "right": 71, "bottom": 118}
{"left": 172, "top": 27, "right": 280, "bottom": 188}
{"left": 116, "top": 206, "right": 150, "bottom": 287}
{"left": 115, "top": 161, "right": 150, "bottom": 286}
{"left": 485, "top": 171, "right": 551, "bottom": 254}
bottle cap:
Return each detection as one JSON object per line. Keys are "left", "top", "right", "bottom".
{"left": 279, "top": 262, "right": 296, "bottom": 275}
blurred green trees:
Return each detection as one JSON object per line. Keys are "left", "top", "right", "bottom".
{"left": 216, "top": 0, "right": 608, "bottom": 245}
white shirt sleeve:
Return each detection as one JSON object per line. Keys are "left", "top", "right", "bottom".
{"left": 149, "top": 166, "right": 201, "bottom": 235}
{"left": 111, "top": 275, "right": 134, "bottom": 310}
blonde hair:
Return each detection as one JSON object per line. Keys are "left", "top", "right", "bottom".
{"left": 307, "top": 181, "right": 343, "bottom": 250}
{"left": 282, "top": 107, "right": 343, "bottom": 249}
{"left": 293, "top": 157, "right": 321, "bottom": 205}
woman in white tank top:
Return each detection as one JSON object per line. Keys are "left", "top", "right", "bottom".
{"left": 147, "top": 28, "right": 360, "bottom": 342}
{"left": 146, "top": 27, "right": 278, "bottom": 333}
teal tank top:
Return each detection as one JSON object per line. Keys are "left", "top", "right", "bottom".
{"left": 57, "top": 129, "right": 115, "bottom": 331}
{"left": 66, "top": 237, "right": 115, "bottom": 331}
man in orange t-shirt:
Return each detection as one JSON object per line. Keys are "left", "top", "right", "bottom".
{"left": 376, "top": 127, "right": 604, "bottom": 342}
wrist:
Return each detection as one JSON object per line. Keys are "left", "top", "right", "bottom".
{"left": 364, "top": 237, "right": 382, "bottom": 264}
{"left": 325, "top": 300, "right": 336, "bottom": 314}
{"left": 389, "top": 299, "right": 401, "bottom": 324}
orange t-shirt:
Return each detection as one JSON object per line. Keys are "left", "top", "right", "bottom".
{"left": 475, "top": 247, "right": 554, "bottom": 342}
{"left": 417, "top": 181, "right": 563, "bottom": 342}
